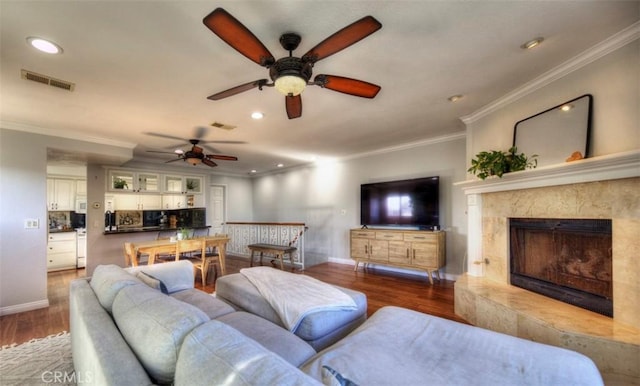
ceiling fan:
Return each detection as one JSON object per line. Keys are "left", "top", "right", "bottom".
{"left": 145, "top": 127, "right": 241, "bottom": 167}
{"left": 203, "top": 8, "right": 382, "bottom": 119}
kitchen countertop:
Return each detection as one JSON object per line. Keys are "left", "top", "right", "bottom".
{"left": 48, "top": 228, "right": 77, "bottom": 233}
{"left": 104, "top": 225, "right": 210, "bottom": 235}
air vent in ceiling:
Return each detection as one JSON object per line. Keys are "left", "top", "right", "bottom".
{"left": 21, "top": 69, "right": 75, "bottom": 91}
{"left": 210, "top": 121, "right": 236, "bottom": 131}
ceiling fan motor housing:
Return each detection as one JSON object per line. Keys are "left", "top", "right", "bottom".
{"left": 269, "top": 57, "right": 313, "bottom": 84}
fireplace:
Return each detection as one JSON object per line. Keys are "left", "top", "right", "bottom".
{"left": 509, "top": 218, "right": 613, "bottom": 316}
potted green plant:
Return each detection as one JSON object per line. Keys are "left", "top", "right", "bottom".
{"left": 468, "top": 146, "right": 537, "bottom": 180}
{"left": 113, "top": 177, "right": 128, "bottom": 189}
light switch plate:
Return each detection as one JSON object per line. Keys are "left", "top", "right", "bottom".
{"left": 24, "top": 218, "right": 39, "bottom": 229}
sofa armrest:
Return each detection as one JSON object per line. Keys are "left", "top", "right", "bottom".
{"left": 126, "top": 260, "right": 195, "bottom": 294}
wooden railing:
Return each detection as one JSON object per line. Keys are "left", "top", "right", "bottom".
{"left": 224, "top": 222, "right": 307, "bottom": 269}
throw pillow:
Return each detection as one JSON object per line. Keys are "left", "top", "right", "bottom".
{"left": 137, "top": 271, "right": 168, "bottom": 294}
{"left": 322, "top": 365, "right": 358, "bottom": 386}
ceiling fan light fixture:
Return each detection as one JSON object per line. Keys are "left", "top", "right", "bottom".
{"left": 186, "top": 157, "right": 202, "bottom": 166}
{"left": 274, "top": 75, "right": 307, "bottom": 96}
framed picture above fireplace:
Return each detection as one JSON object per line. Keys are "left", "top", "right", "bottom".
{"left": 513, "top": 94, "right": 592, "bottom": 168}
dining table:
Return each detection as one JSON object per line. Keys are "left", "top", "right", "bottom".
{"left": 131, "top": 235, "right": 230, "bottom": 275}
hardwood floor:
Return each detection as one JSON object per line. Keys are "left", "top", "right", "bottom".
{"left": 0, "top": 256, "right": 466, "bottom": 346}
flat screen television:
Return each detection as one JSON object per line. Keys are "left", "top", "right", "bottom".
{"left": 360, "top": 176, "right": 439, "bottom": 229}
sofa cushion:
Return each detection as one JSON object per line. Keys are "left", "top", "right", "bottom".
{"left": 301, "top": 306, "right": 604, "bottom": 386}
{"left": 90, "top": 264, "right": 142, "bottom": 313}
{"left": 170, "top": 289, "right": 235, "bottom": 319}
{"left": 174, "top": 320, "right": 322, "bottom": 386}
{"left": 126, "top": 260, "right": 194, "bottom": 294}
{"left": 216, "top": 311, "right": 316, "bottom": 367}
{"left": 112, "top": 283, "right": 210, "bottom": 384}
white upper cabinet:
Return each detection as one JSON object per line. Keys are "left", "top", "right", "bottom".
{"left": 108, "top": 170, "right": 160, "bottom": 193}
{"left": 47, "top": 178, "right": 76, "bottom": 211}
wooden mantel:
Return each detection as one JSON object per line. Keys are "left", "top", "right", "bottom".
{"left": 454, "top": 149, "right": 639, "bottom": 195}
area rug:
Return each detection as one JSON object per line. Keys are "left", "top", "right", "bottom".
{"left": 0, "top": 331, "right": 75, "bottom": 386}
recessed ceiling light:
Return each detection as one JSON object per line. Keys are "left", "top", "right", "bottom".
{"left": 520, "top": 37, "right": 544, "bottom": 50}
{"left": 560, "top": 104, "right": 573, "bottom": 112}
{"left": 174, "top": 149, "right": 184, "bottom": 154}
{"left": 251, "top": 112, "right": 264, "bottom": 120}
{"left": 26, "top": 37, "right": 63, "bottom": 54}
{"left": 276, "top": 163, "right": 284, "bottom": 168}
{"left": 448, "top": 94, "right": 463, "bottom": 102}
{"left": 250, "top": 169, "right": 257, "bottom": 173}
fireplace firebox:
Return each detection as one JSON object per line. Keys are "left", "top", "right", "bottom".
{"left": 509, "top": 218, "right": 612, "bottom": 317}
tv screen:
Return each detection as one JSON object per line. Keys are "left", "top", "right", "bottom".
{"left": 360, "top": 176, "right": 439, "bottom": 229}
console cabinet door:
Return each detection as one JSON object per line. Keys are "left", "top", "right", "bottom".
{"left": 388, "top": 241, "right": 411, "bottom": 265}
{"left": 368, "top": 239, "right": 389, "bottom": 262}
{"left": 351, "top": 237, "right": 370, "bottom": 261}
{"left": 411, "top": 240, "right": 438, "bottom": 268}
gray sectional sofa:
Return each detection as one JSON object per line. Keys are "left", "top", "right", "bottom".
{"left": 70, "top": 260, "right": 605, "bottom": 385}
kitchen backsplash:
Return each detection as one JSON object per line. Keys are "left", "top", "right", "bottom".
{"left": 49, "top": 211, "right": 85, "bottom": 229}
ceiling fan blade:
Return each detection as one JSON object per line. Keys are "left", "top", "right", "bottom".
{"left": 202, "top": 158, "right": 218, "bottom": 167}
{"left": 302, "top": 16, "right": 382, "bottom": 63}
{"left": 286, "top": 95, "right": 302, "bottom": 119}
{"left": 194, "top": 126, "right": 208, "bottom": 139}
{"left": 146, "top": 150, "right": 177, "bottom": 154}
{"left": 207, "top": 79, "right": 268, "bottom": 100}
{"left": 203, "top": 8, "right": 275, "bottom": 67}
{"left": 207, "top": 154, "right": 238, "bottom": 161}
{"left": 192, "top": 145, "right": 204, "bottom": 154}
{"left": 165, "top": 158, "right": 183, "bottom": 163}
{"left": 314, "top": 75, "right": 381, "bottom": 98}
{"left": 144, "top": 132, "right": 187, "bottom": 142}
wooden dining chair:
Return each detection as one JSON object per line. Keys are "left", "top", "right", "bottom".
{"left": 176, "top": 238, "right": 209, "bottom": 286}
{"left": 155, "top": 230, "right": 177, "bottom": 262}
{"left": 123, "top": 242, "right": 138, "bottom": 267}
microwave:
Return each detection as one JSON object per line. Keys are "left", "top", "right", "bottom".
{"left": 75, "top": 197, "right": 87, "bottom": 213}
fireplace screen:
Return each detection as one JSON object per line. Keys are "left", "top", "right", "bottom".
{"left": 510, "top": 218, "right": 612, "bottom": 316}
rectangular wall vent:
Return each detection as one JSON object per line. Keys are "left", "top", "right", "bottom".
{"left": 21, "top": 69, "right": 75, "bottom": 91}
{"left": 210, "top": 121, "right": 236, "bottom": 131}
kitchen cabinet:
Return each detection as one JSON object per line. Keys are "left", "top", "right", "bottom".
{"left": 108, "top": 170, "right": 160, "bottom": 193}
{"left": 113, "top": 193, "right": 162, "bottom": 210}
{"left": 76, "top": 179, "right": 87, "bottom": 196}
{"left": 351, "top": 229, "right": 445, "bottom": 284}
{"left": 162, "top": 194, "right": 187, "bottom": 209}
{"left": 47, "top": 178, "right": 76, "bottom": 210}
{"left": 163, "top": 175, "right": 203, "bottom": 194}
{"left": 47, "top": 232, "right": 77, "bottom": 271}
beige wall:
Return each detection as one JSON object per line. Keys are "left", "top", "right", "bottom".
{"left": 466, "top": 39, "right": 639, "bottom": 171}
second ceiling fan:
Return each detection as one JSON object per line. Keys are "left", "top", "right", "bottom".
{"left": 203, "top": 8, "right": 382, "bottom": 119}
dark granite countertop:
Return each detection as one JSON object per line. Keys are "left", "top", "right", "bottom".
{"left": 103, "top": 225, "right": 210, "bottom": 235}
{"left": 48, "top": 228, "right": 77, "bottom": 233}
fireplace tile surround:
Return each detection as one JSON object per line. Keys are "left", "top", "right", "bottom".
{"left": 454, "top": 151, "right": 639, "bottom": 384}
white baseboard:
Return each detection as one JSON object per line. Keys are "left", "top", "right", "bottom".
{"left": 327, "top": 257, "right": 459, "bottom": 281}
{"left": 0, "top": 299, "right": 49, "bottom": 316}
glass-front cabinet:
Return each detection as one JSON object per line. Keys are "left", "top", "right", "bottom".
{"left": 108, "top": 170, "right": 159, "bottom": 193}
{"left": 163, "top": 175, "right": 203, "bottom": 194}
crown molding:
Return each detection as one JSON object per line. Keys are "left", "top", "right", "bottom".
{"left": 342, "top": 131, "right": 467, "bottom": 161}
{"left": 0, "top": 120, "right": 137, "bottom": 149}
{"left": 461, "top": 21, "right": 640, "bottom": 125}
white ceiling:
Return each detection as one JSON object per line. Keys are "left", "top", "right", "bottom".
{"left": 1, "top": 1, "right": 638, "bottom": 175}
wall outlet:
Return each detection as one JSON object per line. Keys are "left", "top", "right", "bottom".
{"left": 340, "top": 209, "right": 347, "bottom": 216}
{"left": 24, "top": 218, "right": 39, "bottom": 229}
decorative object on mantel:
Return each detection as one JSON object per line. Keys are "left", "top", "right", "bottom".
{"left": 566, "top": 151, "right": 584, "bottom": 162}
{"left": 513, "top": 94, "right": 592, "bottom": 168}
{"left": 468, "top": 146, "right": 537, "bottom": 180}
